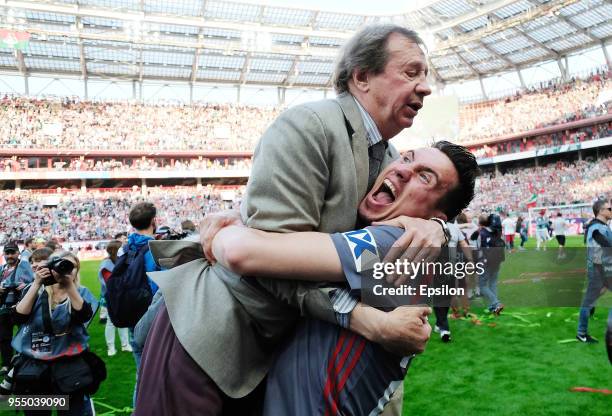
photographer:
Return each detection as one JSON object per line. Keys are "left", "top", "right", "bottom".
{"left": 0, "top": 241, "right": 33, "bottom": 375}
{"left": 9, "top": 249, "right": 102, "bottom": 416}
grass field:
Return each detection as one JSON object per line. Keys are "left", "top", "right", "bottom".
{"left": 404, "top": 236, "right": 611, "bottom": 416}
{"left": 21, "top": 235, "right": 610, "bottom": 415}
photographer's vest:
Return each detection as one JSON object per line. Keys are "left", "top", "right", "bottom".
{"left": 0, "top": 263, "right": 17, "bottom": 285}
{"left": 11, "top": 285, "right": 98, "bottom": 360}
{"left": 587, "top": 221, "right": 612, "bottom": 268}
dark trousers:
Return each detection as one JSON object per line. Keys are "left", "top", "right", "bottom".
{"left": 434, "top": 306, "right": 450, "bottom": 332}
{"left": 0, "top": 314, "right": 14, "bottom": 367}
{"left": 135, "top": 304, "right": 264, "bottom": 416}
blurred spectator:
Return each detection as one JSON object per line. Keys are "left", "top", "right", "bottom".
{"left": 180, "top": 220, "right": 196, "bottom": 237}
{"left": 98, "top": 240, "right": 130, "bottom": 357}
{"left": 20, "top": 238, "right": 35, "bottom": 262}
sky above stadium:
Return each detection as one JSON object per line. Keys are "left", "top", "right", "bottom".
{"left": 243, "top": 0, "right": 412, "bottom": 14}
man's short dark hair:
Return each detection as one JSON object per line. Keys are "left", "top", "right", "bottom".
{"left": 30, "top": 247, "right": 53, "bottom": 263}
{"left": 45, "top": 241, "right": 59, "bottom": 251}
{"left": 332, "top": 24, "right": 424, "bottom": 94}
{"left": 114, "top": 232, "right": 127, "bottom": 240}
{"left": 433, "top": 141, "right": 481, "bottom": 221}
{"left": 456, "top": 212, "right": 468, "bottom": 224}
{"left": 24, "top": 237, "right": 35, "bottom": 248}
{"left": 593, "top": 199, "right": 608, "bottom": 216}
{"left": 3, "top": 241, "right": 18, "bottom": 254}
{"left": 129, "top": 202, "right": 157, "bottom": 231}
{"left": 181, "top": 220, "right": 196, "bottom": 232}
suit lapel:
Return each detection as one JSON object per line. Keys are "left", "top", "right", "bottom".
{"left": 336, "top": 93, "right": 369, "bottom": 200}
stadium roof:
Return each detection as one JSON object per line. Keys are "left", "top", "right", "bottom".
{"left": 0, "top": 0, "right": 610, "bottom": 88}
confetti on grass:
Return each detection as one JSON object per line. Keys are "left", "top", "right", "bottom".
{"left": 557, "top": 339, "right": 579, "bottom": 344}
{"left": 92, "top": 399, "right": 133, "bottom": 415}
{"left": 570, "top": 387, "right": 612, "bottom": 395}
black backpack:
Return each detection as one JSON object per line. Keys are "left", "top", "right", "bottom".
{"left": 105, "top": 244, "right": 153, "bottom": 328}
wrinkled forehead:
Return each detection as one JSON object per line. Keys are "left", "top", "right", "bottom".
{"left": 386, "top": 35, "right": 428, "bottom": 67}
{"left": 386, "top": 33, "right": 427, "bottom": 56}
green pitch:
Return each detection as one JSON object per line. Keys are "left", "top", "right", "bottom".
{"left": 73, "top": 235, "right": 609, "bottom": 415}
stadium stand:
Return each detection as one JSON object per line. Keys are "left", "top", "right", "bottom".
{"left": 459, "top": 70, "right": 611, "bottom": 143}
{"left": 470, "top": 156, "right": 612, "bottom": 214}
{"left": 1, "top": 71, "right": 610, "bottom": 156}
{"left": 469, "top": 119, "right": 611, "bottom": 158}
{"left": 1, "top": 156, "right": 252, "bottom": 172}
{"left": 0, "top": 97, "right": 280, "bottom": 151}
{"left": 0, "top": 186, "right": 243, "bottom": 244}
{"left": 0, "top": 154, "right": 608, "bottom": 244}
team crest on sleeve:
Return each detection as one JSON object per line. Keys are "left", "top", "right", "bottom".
{"left": 342, "top": 229, "right": 379, "bottom": 272}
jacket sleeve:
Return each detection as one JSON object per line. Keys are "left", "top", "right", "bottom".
{"left": 240, "top": 105, "right": 360, "bottom": 326}
{"left": 71, "top": 301, "right": 94, "bottom": 325}
{"left": 241, "top": 105, "right": 330, "bottom": 233}
{"left": 592, "top": 230, "right": 612, "bottom": 248}
{"left": 17, "top": 262, "right": 34, "bottom": 284}
{"left": 12, "top": 308, "right": 31, "bottom": 325}
{"left": 11, "top": 284, "right": 34, "bottom": 324}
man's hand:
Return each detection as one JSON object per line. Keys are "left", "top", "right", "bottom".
{"left": 199, "top": 210, "right": 243, "bottom": 263}
{"left": 372, "top": 216, "right": 444, "bottom": 286}
{"left": 376, "top": 306, "right": 432, "bottom": 356}
{"left": 350, "top": 304, "right": 431, "bottom": 356}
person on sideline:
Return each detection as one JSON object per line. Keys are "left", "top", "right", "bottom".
{"left": 98, "top": 240, "right": 131, "bottom": 356}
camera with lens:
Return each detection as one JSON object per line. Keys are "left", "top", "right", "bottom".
{"left": 155, "top": 226, "right": 188, "bottom": 241}
{"left": 42, "top": 257, "right": 75, "bottom": 286}
{"left": 0, "top": 282, "right": 20, "bottom": 310}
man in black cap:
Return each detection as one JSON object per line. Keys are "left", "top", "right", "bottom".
{"left": 0, "top": 241, "right": 33, "bottom": 374}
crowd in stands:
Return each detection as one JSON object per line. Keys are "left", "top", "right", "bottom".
{"left": 460, "top": 69, "right": 612, "bottom": 143}
{"left": 470, "top": 156, "right": 612, "bottom": 213}
{"left": 470, "top": 120, "right": 612, "bottom": 158}
{"left": 0, "top": 186, "right": 243, "bottom": 244}
{"left": 1, "top": 69, "right": 610, "bottom": 153}
{"left": 0, "top": 156, "right": 252, "bottom": 172}
{"left": 0, "top": 98, "right": 281, "bottom": 152}
{"left": 0, "top": 154, "right": 608, "bottom": 244}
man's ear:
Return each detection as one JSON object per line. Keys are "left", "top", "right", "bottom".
{"left": 351, "top": 69, "right": 369, "bottom": 92}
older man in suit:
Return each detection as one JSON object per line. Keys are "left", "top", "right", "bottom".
{"left": 135, "top": 24, "right": 444, "bottom": 415}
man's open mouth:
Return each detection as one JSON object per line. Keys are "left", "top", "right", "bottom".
{"left": 406, "top": 102, "right": 422, "bottom": 114}
{"left": 372, "top": 178, "right": 397, "bottom": 205}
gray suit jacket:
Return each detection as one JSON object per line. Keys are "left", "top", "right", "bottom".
{"left": 151, "top": 93, "right": 398, "bottom": 398}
